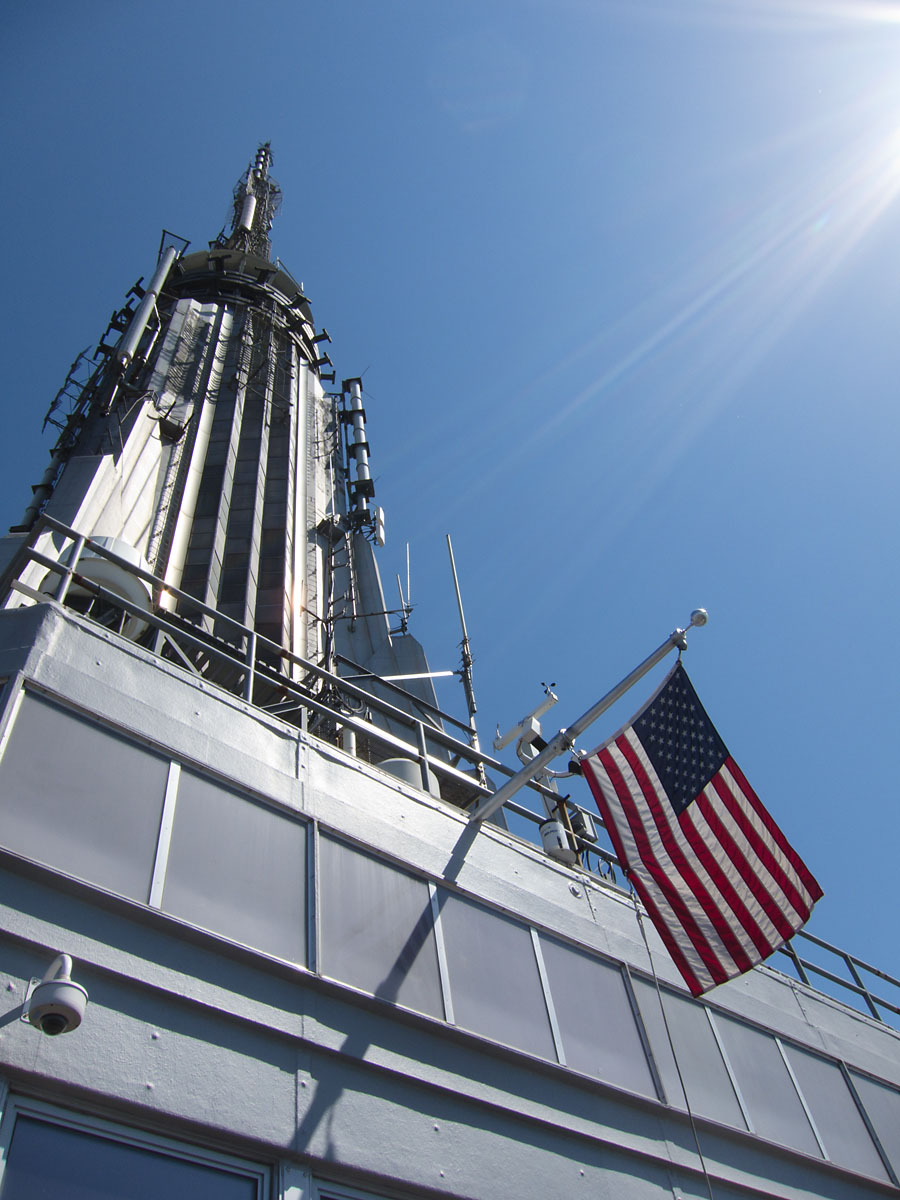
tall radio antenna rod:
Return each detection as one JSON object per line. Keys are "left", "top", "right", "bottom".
{"left": 447, "top": 534, "right": 487, "bottom": 787}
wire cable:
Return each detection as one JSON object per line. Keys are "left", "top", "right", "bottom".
{"left": 632, "top": 888, "right": 717, "bottom": 1200}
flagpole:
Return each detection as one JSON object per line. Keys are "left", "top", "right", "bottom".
{"left": 468, "top": 608, "right": 708, "bottom": 824}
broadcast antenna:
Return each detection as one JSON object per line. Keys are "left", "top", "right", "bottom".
{"left": 447, "top": 534, "right": 487, "bottom": 787}
{"left": 395, "top": 542, "right": 412, "bottom": 634}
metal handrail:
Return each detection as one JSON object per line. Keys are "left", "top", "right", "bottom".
{"left": 3, "top": 514, "right": 899, "bottom": 1029}
{"left": 0, "top": 516, "right": 561, "bottom": 805}
{"left": 774, "top": 936, "right": 900, "bottom": 1023}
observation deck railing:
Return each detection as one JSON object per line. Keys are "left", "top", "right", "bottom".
{"left": 2, "top": 515, "right": 899, "bottom": 1028}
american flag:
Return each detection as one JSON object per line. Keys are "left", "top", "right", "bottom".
{"left": 581, "top": 662, "right": 822, "bottom": 996}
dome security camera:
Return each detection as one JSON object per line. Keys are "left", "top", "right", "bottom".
{"left": 26, "top": 954, "right": 89, "bottom": 1036}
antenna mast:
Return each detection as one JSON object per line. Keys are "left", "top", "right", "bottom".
{"left": 447, "top": 535, "right": 487, "bottom": 787}
{"left": 227, "top": 142, "right": 282, "bottom": 258}
{"left": 395, "top": 543, "right": 412, "bottom": 633}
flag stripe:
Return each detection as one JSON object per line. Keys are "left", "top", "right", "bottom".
{"left": 713, "top": 766, "right": 818, "bottom": 918}
{"left": 580, "top": 662, "right": 821, "bottom": 996}
{"left": 714, "top": 767, "right": 809, "bottom": 910}
{"left": 617, "top": 733, "right": 756, "bottom": 977}
{"left": 685, "top": 788, "right": 788, "bottom": 953}
{"left": 723, "top": 758, "right": 823, "bottom": 906}
{"left": 599, "top": 742, "right": 716, "bottom": 960}
{"left": 702, "top": 776, "right": 806, "bottom": 939}
{"left": 607, "top": 738, "right": 738, "bottom": 983}
{"left": 585, "top": 749, "right": 713, "bottom": 994}
{"left": 676, "top": 797, "right": 779, "bottom": 960}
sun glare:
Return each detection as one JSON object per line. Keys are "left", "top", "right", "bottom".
{"left": 499, "top": 2, "right": 900, "bottom": 485}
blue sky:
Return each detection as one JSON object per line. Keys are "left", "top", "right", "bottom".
{"left": 3, "top": 1, "right": 900, "bottom": 985}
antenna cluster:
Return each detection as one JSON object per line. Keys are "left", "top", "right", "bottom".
{"left": 228, "top": 142, "right": 283, "bottom": 258}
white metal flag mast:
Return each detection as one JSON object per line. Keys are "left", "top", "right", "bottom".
{"left": 468, "top": 608, "right": 709, "bottom": 824}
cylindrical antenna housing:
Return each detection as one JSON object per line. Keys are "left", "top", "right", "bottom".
{"left": 346, "top": 378, "right": 371, "bottom": 514}
{"left": 115, "top": 244, "right": 178, "bottom": 373}
{"left": 238, "top": 192, "right": 258, "bottom": 232}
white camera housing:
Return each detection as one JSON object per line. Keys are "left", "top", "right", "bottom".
{"left": 25, "top": 954, "right": 89, "bottom": 1036}
{"left": 539, "top": 818, "right": 577, "bottom": 865}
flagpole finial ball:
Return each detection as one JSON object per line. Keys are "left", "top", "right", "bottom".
{"left": 690, "top": 608, "right": 708, "bottom": 627}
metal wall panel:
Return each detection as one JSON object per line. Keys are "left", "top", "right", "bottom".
{"left": 161, "top": 769, "right": 306, "bottom": 964}
{"left": 318, "top": 835, "right": 443, "bottom": 1018}
{"left": 538, "top": 934, "right": 657, "bottom": 1096}
{"left": 633, "top": 980, "right": 745, "bottom": 1125}
{"left": 784, "top": 1047, "right": 889, "bottom": 1180}
{"left": 850, "top": 1071, "right": 900, "bottom": 1179}
{"left": 437, "top": 889, "right": 556, "bottom": 1059}
{"left": 713, "top": 1015, "right": 819, "bottom": 1155}
{"left": 0, "top": 692, "right": 167, "bottom": 902}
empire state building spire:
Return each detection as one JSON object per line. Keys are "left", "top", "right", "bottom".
{"left": 3, "top": 146, "right": 442, "bottom": 748}
{"left": 7, "top": 146, "right": 333, "bottom": 665}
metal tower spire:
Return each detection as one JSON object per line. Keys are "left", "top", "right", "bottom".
{"left": 227, "top": 142, "right": 282, "bottom": 258}
{"left": 2, "top": 147, "right": 447, "bottom": 765}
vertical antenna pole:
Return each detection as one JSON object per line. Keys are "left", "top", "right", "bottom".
{"left": 396, "top": 574, "right": 408, "bottom": 633}
{"left": 447, "top": 534, "right": 487, "bottom": 787}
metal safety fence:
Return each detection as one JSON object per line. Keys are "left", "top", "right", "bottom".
{"left": 2, "top": 514, "right": 898, "bottom": 1027}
